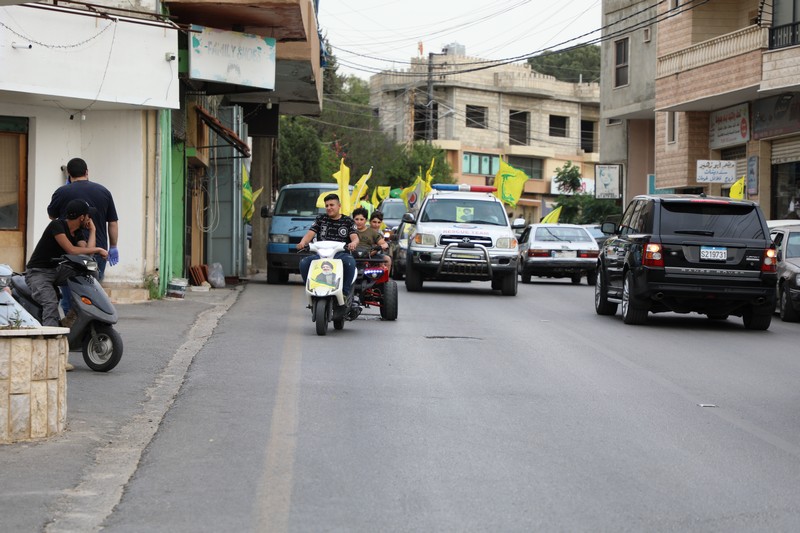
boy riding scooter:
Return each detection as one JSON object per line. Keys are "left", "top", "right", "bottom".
{"left": 296, "top": 193, "right": 359, "bottom": 306}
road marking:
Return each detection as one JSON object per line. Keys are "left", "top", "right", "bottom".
{"left": 256, "top": 288, "right": 303, "bottom": 532}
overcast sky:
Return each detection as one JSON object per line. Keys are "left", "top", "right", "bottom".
{"left": 317, "top": 0, "right": 603, "bottom": 80}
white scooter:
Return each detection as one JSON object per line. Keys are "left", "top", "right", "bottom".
{"left": 305, "top": 241, "right": 358, "bottom": 335}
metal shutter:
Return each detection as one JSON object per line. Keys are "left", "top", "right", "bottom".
{"left": 771, "top": 136, "right": 800, "bottom": 164}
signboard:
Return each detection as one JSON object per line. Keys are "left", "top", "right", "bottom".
{"left": 747, "top": 155, "right": 758, "bottom": 195}
{"left": 696, "top": 160, "right": 737, "bottom": 183}
{"left": 189, "top": 25, "right": 276, "bottom": 90}
{"left": 549, "top": 178, "right": 595, "bottom": 195}
{"left": 753, "top": 93, "right": 800, "bottom": 139}
{"left": 709, "top": 103, "right": 750, "bottom": 149}
{"left": 595, "top": 164, "right": 621, "bottom": 199}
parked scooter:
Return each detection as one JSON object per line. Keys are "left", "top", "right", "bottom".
{"left": 11, "top": 254, "right": 123, "bottom": 372}
{"left": 304, "top": 241, "right": 359, "bottom": 335}
{"left": 0, "top": 264, "right": 40, "bottom": 328}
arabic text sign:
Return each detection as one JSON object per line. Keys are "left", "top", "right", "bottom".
{"left": 189, "top": 25, "right": 276, "bottom": 90}
{"left": 709, "top": 103, "right": 750, "bottom": 149}
{"left": 696, "top": 160, "right": 737, "bottom": 183}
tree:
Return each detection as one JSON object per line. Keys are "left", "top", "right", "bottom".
{"left": 277, "top": 116, "right": 321, "bottom": 185}
{"left": 552, "top": 161, "right": 622, "bottom": 224}
{"left": 527, "top": 45, "right": 601, "bottom": 83}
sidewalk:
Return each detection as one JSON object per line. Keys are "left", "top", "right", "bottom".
{"left": 0, "top": 278, "right": 249, "bottom": 532}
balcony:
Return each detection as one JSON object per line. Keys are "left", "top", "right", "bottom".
{"left": 164, "top": 0, "right": 322, "bottom": 115}
{"left": 657, "top": 25, "right": 768, "bottom": 78}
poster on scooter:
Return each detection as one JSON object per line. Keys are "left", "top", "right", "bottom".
{"left": 309, "top": 260, "right": 341, "bottom": 290}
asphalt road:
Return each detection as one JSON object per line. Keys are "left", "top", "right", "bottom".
{"left": 95, "top": 276, "right": 800, "bottom": 532}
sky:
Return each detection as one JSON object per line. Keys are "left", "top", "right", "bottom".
{"left": 317, "top": 0, "right": 603, "bottom": 80}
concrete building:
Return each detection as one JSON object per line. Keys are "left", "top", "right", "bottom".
{"left": 0, "top": 0, "right": 321, "bottom": 297}
{"left": 600, "top": 0, "right": 658, "bottom": 203}
{"left": 369, "top": 45, "right": 601, "bottom": 222}
{"left": 609, "top": 0, "right": 800, "bottom": 220}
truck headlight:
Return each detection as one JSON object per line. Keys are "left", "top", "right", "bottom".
{"left": 271, "top": 234, "right": 289, "bottom": 244}
{"left": 413, "top": 233, "right": 436, "bottom": 246}
{"left": 495, "top": 237, "right": 517, "bottom": 249}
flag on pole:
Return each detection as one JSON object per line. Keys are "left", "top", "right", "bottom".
{"left": 372, "top": 186, "right": 390, "bottom": 206}
{"left": 541, "top": 206, "right": 562, "bottom": 224}
{"left": 333, "top": 158, "right": 352, "bottom": 215}
{"left": 350, "top": 167, "right": 373, "bottom": 209}
{"left": 242, "top": 163, "right": 263, "bottom": 223}
{"left": 729, "top": 176, "right": 745, "bottom": 199}
{"left": 493, "top": 159, "right": 529, "bottom": 208}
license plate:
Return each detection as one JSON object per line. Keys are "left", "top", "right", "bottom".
{"left": 552, "top": 250, "right": 577, "bottom": 258}
{"left": 700, "top": 246, "right": 727, "bottom": 261}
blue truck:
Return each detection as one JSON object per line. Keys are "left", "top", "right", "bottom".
{"left": 260, "top": 182, "right": 350, "bottom": 284}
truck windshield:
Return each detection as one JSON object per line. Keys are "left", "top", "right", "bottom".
{"left": 273, "top": 189, "right": 329, "bottom": 217}
{"left": 420, "top": 198, "right": 507, "bottom": 225}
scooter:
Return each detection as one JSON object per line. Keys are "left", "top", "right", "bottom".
{"left": 11, "top": 254, "right": 123, "bottom": 372}
{"left": 304, "top": 241, "right": 359, "bottom": 336}
{"left": 0, "top": 264, "right": 40, "bottom": 328}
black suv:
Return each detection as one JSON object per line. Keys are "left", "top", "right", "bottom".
{"left": 594, "top": 194, "right": 778, "bottom": 329}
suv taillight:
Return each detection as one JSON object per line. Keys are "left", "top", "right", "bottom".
{"left": 762, "top": 247, "right": 778, "bottom": 273}
{"left": 643, "top": 242, "right": 664, "bottom": 268}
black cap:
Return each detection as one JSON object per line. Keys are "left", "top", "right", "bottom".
{"left": 65, "top": 199, "right": 90, "bottom": 219}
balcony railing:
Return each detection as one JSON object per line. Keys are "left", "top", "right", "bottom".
{"left": 770, "top": 22, "right": 800, "bottom": 49}
{"left": 657, "top": 25, "right": 768, "bottom": 78}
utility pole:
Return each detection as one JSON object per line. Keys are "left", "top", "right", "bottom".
{"left": 426, "top": 52, "right": 435, "bottom": 144}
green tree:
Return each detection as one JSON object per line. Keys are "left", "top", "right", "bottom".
{"left": 527, "top": 45, "right": 601, "bottom": 83}
{"left": 552, "top": 161, "right": 622, "bottom": 224}
{"left": 277, "top": 116, "right": 321, "bottom": 185}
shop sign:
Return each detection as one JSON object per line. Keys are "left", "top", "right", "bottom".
{"left": 709, "top": 103, "right": 750, "bottom": 149}
{"left": 190, "top": 25, "right": 276, "bottom": 90}
{"left": 753, "top": 93, "right": 800, "bottom": 139}
{"left": 595, "top": 164, "right": 621, "bottom": 199}
{"left": 696, "top": 160, "right": 737, "bottom": 183}
{"left": 747, "top": 156, "right": 758, "bottom": 195}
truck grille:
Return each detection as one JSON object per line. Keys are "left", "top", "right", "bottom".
{"left": 439, "top": 261, "right": 491, "bottom": 276}
{"left": 439, "top": 234, "right": 493, "bottom": 247}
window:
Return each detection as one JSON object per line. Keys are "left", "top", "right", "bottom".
{"left": 413, "top": 103, "right": 438, "bottom": 141}
{"left": 549, "top": 115, "right": 568, "bottom": 137}
{"left": 614, "top": 38, "right": 629, "bottom": 88}
{"left": 607, "top": 118, "right": 622, "bottom": 126}
{"left": 581, "top": 120, "right": 595, "bottom": 153}
{"left": 509, "top": 110, "right": 528, "bottom": 145}
{"left": 466, "top": 105, "right": 488, "bottom": 129}
{"left": 507, "top": 156, "right": 543, "bottom": 180}
{"left": 666, "top": 112, "right": 677, "bottom": 143}
{"left": 0, "top": 117, "right": 27, "bottom": 231}
{"left": 643, "top": 27, "right": 651, "bottom": 43}
{"left": 462, "top": 152, "right": 500, "bottom": 175}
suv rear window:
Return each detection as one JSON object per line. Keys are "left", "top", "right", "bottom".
{"left": 659, "top": 202, "right": 765, "bottom": 239}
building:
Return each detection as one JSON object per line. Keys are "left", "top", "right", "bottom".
{"left": 369, "top": 45, "right": 600, "bottom": 222}
{"left": 604, "top": 0, "right": 800, "bottom": 219}
{"left": 0, "top": 0, "right": 321, "bottom": 297}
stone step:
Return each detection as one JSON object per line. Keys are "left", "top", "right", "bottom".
{"left": 103, "top": 286, "right": 150, "bottom": 304}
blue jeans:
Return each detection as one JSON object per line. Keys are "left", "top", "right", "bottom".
{"left": 300, "top": 251, "right": 355, "bottom": 295}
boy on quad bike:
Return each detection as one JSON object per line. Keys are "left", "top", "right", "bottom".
{"left": 353, "top": 207, "right": 392, "bottom": 272}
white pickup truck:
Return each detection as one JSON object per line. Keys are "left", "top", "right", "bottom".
{"left": 403, "top": 185, "right": 523, "bottom": 296}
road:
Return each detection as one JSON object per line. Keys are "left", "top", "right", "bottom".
{"left": 85, "top": 278, "right": 800, "bottom": 530}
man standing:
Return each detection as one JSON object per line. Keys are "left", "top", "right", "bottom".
{"left": 296, "top": 193, "right": 358, "bottom": 298}
{"left": 26, "top": 199, "right": 108, "bottom": 327}
{"left": 48, "top": 158, "right": 119, "bottom": 280}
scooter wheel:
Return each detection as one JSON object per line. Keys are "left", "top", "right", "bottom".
{"left": 82, "top": 323, "right": 123, "bottom": 372}
{"left": 314, "top": 299, "right": 329, "bottom": 336}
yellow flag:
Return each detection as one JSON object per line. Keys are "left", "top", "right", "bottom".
{"left": 424, "top": 157, "right": 436, "bottom": 192}
{"left": 493, "top": 159, "right": 529, "bottom": 208}
{"left": 541, "top": 206, "right": 561, "bottom": 223}
{"left": 332, "top": 158, "right": 352, "bottom": 215}
{"left": 372, "top": 186, "right": 390, "bottom": 206}
{"left": 401, "top": 176, "right": 426, "bottom": 210}
{"left": 729, "top": 176, "right": 745, "bottom": 199}
{"left": 350, "top": 167, "right": 373, "bottom": 209}
{"left": 242, "top": 163, "right": 263, "bottom": 223}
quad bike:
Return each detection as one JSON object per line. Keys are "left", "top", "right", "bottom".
{"left": 352, "top": 246, "right": 398, "bottom": 321}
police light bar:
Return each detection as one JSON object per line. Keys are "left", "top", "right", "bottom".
{"left": 432, "top": 184, "right": 497, "bottom": 193}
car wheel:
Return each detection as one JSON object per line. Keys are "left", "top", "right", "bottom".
{"left": 491, "top": 277, "right": 502, "bottom": 291}
{"left": 621, "top": 271, "right": 648, "bottom": 325}
{"left": 405, "top": 260, "right": 423, "bottom": 292}
{"left": 743, "top": 304, "right": 772, "bottom": 330}
{"left": 594, "top": 266, "right": 618, "bottom": 316}
{"left": 586, "top": 270, "right": 597, "bottom": 286}
{"left": 571, "top": 273, "right": 582, "bottom": 284}
{"left": 780, "top": 284, "right": 799, "bottom": 322}
{"left": 501, "top": 271, "right": 517, "bottom": 296}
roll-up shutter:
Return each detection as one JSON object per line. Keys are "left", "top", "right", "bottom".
{"left": 771, "top": 136, "right": 800, "bottom": 164}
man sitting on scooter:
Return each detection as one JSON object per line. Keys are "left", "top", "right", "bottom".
{"left": 296, "top": 193, "right": 359, "bottom": 300}
{"left": 26, "top": 199, "right": 108, "bottom": 327}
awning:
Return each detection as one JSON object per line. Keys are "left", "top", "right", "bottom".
{"left": 195, "top": 105, "right": 251, "bottom": 158}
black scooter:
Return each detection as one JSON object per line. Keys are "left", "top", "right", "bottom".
{"left": 11, "top": 254, "right": 123, "bottom": 372}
